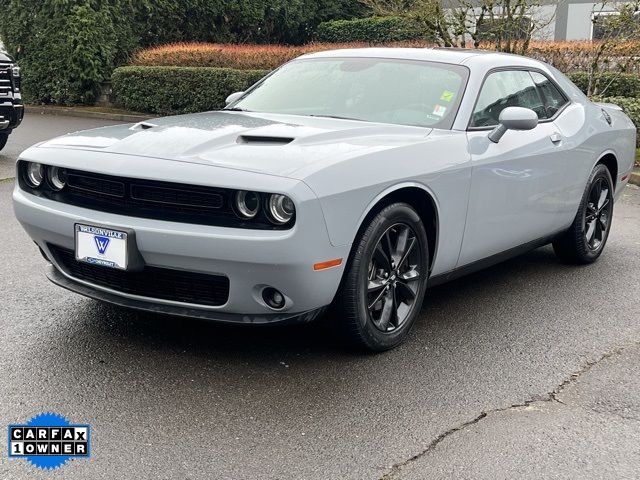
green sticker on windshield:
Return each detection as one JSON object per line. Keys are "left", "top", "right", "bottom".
{"left": 440, "top": 90, "right": 455, "bottom": 102}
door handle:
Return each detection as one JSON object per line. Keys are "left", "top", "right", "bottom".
{"left": 550, "top": 132, "right": 562, "bottom": 144}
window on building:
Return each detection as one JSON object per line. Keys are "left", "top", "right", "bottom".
{"left": 592, "top": 11, "right": 640, "bottom": 40}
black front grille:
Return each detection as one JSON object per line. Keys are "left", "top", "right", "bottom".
{"left": 49, "top": 245, "right": 230, "bottom": 307}
{"left": 0, "top": 63, "right": 11, "bottom": 97}
{"left": 66, "top": 172, "right": 126, "bottom": 197}
{"left": 18, "top": 162, "right": 291, "bottom": 230}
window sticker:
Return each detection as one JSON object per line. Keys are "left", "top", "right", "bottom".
{"left": 433, "top": 105, "right": 447, "bottom": 117}
{"left": 440, "top": 90, "right": 455, "bottom": 102}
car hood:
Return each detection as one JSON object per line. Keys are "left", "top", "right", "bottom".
{"left": 37, "top": 111, "right": 432, "bottom": 179}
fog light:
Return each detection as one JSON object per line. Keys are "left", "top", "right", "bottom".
{"left": 262, "top": 287, "right": 286, "bottom": 310}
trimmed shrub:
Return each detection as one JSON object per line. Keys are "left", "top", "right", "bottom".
{"left": 130, "top": 41, "right": 437, "bottom": 70}
{"left": 568, "top": 72, "right": 640, "bottom": 97}
{"left": 0, "top": 0, "right": 138, "bottom": 104}
{"left": 131, "top": 41, "right": 640, "bottom": 74}
{"left": 112, "top": 66, "right": 268, "bottom": 115}
{"left": 131, "top": 43, "right": 317, "bottom": 70}
{"left": 315, "top": 16, "right": 431, "bottom": 43}
{"left": 0, "top": 0, "right": 366, "bottom": 105}
{"left": 526, "top": 41, "right": 640, "bottom": 74}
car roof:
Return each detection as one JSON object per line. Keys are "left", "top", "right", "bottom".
{"left": 300, "top": 47, "right": 545, "bottom": 69}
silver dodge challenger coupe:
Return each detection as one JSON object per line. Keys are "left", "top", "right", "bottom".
{"left": 13, "top": 48, "right": 637, "bottom": 351}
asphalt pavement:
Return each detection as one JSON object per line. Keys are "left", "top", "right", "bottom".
{"left": 1, "top": 115, "right": 639, "bottom": 479}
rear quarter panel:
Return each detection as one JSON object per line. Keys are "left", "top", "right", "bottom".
{"left": 553, "top": 101, "right": 636, "bottom": 226}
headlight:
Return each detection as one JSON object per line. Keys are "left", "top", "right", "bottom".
{"left": 25, "top": 162, "right": 44, "bottom": 188}
{"left": 11, "top": 66, "right": 20, "bottom": 77}
{"left": 234, "top": 190, "right": 260, "bottom": 218}
{"left": 47, "top": 166, "right": 67, "bottom": 191}
{"left": 266, "top": 194, "right": 295, "bottom": 225}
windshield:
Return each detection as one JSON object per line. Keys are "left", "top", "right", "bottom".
{"left": 229, "top": 57, "right": 469, "bottom": 129}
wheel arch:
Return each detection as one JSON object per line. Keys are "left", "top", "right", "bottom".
{"left": 595, "top": 151, "right": 618, "bottom": 190}
{"left": 350, "top": 183, "right": 440, "bottom": 274}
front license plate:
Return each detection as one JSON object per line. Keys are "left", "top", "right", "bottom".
{"left": 75, "top": 224, "right": 128, "bottom": 270}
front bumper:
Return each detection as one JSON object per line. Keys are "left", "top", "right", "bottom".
{"left": 0, "top": 101, "right": 24, "bottom": 131}
{"left": 13, "top": 178, "right": 349, "bottom": 324}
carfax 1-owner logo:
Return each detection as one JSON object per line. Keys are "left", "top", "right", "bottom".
{"left": 7, "top": 412, "right": 91, "bottom": 471}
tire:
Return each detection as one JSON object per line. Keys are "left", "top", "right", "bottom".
{"left": 553, "top": 163, "right": 614, "bottom": 264}
{"left": 335, "top": 203, "right": 429, "bottom": 352}
{"left": 0, "top": 133, "right": 8, "bottom": 152}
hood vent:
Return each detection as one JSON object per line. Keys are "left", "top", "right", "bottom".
{"left": 130, "top": 121, "right": 158, "bottom": 131}
{"left": 237, "top": 135, "right": 294, "bottom": 145}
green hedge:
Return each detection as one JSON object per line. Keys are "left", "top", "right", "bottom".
{"left": 0, "top": 1, "right": 365, "bottom": 105}
{"left": 568, "top": 72, "right": 640, "bottom": 98}
{"left": 112, "top": 67, "right": 268, "bottom": 116}
{"left": 315, "top": 16, "right": 431, "bottom": 43}
{"left": 0, "top": 0, "right": 137, "bottom": 104}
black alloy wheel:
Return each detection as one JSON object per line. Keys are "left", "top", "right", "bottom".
{"left": 583, "top": 176, "right": 611, "bottom": 251}
{"left": 367, "top": 223, "right": 422, "bottom": 333}
{"left": 553, "top": 163, "right": 614, "bottom": 264}
{"left": 335, "top": 202, "right": 429, "bottom": 352}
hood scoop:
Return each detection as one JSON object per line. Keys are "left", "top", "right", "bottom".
{"left": 130, "top": 121, "right": 159, "bottom": 131}
{"left": 237, "top": 135, "right": 294, "bottom": 145}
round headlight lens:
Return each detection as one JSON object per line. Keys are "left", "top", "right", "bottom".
{"left": 25, "top": 162, "right": 44, "bottom": 188}
{"left": 267, "top": 194, "right": 295, "bottom": 225}
{"left": 48, "top": 166, "right": 67, "bottom": 191}
{"left": 235, "top": 190, "right": 260, "bottom": 218}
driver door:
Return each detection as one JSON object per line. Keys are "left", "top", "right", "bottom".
{"left": 458, "top": 69, "right": 570, "bottom": 266}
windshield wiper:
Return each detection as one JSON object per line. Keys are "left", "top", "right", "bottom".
{"left": 224, "top": 107, "right": 252, "bottom": 112}
{"left": 308, "top": 114, "right": 365, "bottom": 122}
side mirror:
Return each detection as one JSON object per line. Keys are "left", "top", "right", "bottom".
{"left": 488, "top": 107, "right": 538, "bottom": 143}
{"left": 225, "top": 91, "right": 245, "bottom": 106}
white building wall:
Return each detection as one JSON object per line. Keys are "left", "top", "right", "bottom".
{"left": 567, "top": 3, "right": 598, "bottom": 39}
{"left": 565, "top": 1, "right": 635, "bottom": 40}
{"left": 531, "top": 4, "right": 558, "bottom": 40}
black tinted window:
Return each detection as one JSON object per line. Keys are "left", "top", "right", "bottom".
{"left": 530, "top": 71, "right": 568, "bottom": 117}
{"left": 471, "top": 70, "right": 547, "bottom": 127}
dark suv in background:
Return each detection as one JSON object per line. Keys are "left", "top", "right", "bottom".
{"left": 0, "top": 52, "right": 24, "bottom": 151}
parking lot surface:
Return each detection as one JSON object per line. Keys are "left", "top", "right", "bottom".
{"left": 1, "top": 116, "right": 639, "bottom": 479}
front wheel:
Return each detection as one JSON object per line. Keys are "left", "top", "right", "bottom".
{"left": 553, "top": 163, "right": 614, "bottom": 264}
{"left": 335, "top": 203, "right": 429, "bottom": 352}
{"left": 0, "top": 133, "right": 8, "bottom": 152}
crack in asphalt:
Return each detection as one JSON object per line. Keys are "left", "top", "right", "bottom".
{"left": 380, "top": 343, "right": 638, "bottom": 480}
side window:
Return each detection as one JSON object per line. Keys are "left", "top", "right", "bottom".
{"left": 471, "top": 70, "right": 547, "bottom": 127}
{"left": 530, "top": 71, "right": 568, "bottom": 118}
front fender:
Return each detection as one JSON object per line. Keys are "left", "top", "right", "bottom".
{"left": 303, "top": 131, "right": 472, "bottom": 276}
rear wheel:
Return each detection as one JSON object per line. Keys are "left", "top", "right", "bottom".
{"left": 335, "top": 203, "right": 429, "bottom": 352}
{"left": 553, "top": 163, "right": 614, "bottom": 264}
{"left": 0, "top": 133, "right": 8, "bottom": 152}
